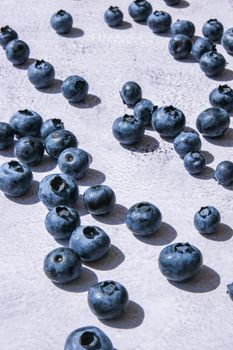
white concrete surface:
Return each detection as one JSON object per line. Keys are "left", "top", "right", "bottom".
{"left": 1, "top": 0, "right": 233, "bottom": 349}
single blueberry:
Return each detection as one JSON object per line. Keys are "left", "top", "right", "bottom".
{"left": 14, "top": 136, "right": 44, "bottom": 166}
{"left": 40, "top": 118, "right": 65, "bottom": 139}
{"left": 88, "top": 280, "right": 129, "bottom": 320}
{"left": 183, "top": 151, "right": 206, "bottom": 175}
{"left": 227, "top": 283, "right": 233, "bottom": 301}
{"left": 50, "top": 10, "right": 73, "bottom": 34}
{"left": 0, "top": 25, "right": 18, "bottom": 49}
{"left": 112, "top": 114, "right": 145, "bottom": 145}
{"left": 43, "top": 247, "right": 82, "bottom": 284}
{"left": 147, "top": 10, "right": 172, "bottom": 34}
{"left": 168, "top": 34, "right": 192, "bottom": 59}
{"left": 104, "top": 6, "right": 123, "bottom": 27}
{"left": 174, "top": 130, "right": 201, "bottom": 158}
{"left": 152, "top": 105, "right": 186, "bottom": 138}
{"left": 0, "top": 160, "right": 32, "bottom": 196}
{"left": 38, "top": 173, "right": 78, "bottom": 209}
{"left": 171, "top": 19, "right": 195, "bottom": 38}
{"left": 44, "top": 129, "right": 77, "bottom": 160}
{"left": 58, "top": 148, "right": 90, "bottom": 180}
{"left": 9, "top": 109, "right": 43, "bottom": 138}
{"left": 194, "top": 206, "right": 221, "bottom": 234}
{"left": 133, "top": 99, "right": 155, "bottom": 126}
{"left": 222, "top": 28, "right": 233, "bottom": 55}
{"left": 192, "top": 37, "right": 216, "bottom": 62}
{"left": 69, "top": 225, "right": 111, "bottom": 262}
{"left": 62, "top": 75, "right": 89, "bottom": 103}
{"left": 0, "top": 122, "right": 14, "bottom": 150}
{"left": 209, "top": 85, "right": 233, "bottom": 112}
{"left": 163, "top": 0, "right": 181, "bottom": 5}
{"left": 199, "top": 51, "right": 226, "bottom": 77}
{"left": 28, "top": 60, "right": 55, "bottom": 89}
{"left": 196, "top": 107, "right": 230, "bottom": 138}
{"left": 215, "top": 161, "right": 233, "bottom": 186}
{"left": 5, "top": 39, "right": 30, "bottom": 65}
{"left": 202, "top": 19, "right": 224, "bottom": 42}
{"left": 83, "top": 185, "right": 116, "bottom": 215}
{"left": 128, "top": 0, "right": 152, "bottom": 22}
{"left": 158, "top": 242, "right": 203, "bottom": 282}
{"left": 120, "top": 81, "right": 142, "bottom": 107}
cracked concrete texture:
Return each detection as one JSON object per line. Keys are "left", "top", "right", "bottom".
{"left": 1, "top": 0, "right": 233, "bottom": 349}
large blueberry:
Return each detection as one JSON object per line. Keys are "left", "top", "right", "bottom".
{"left": 222, "top": 28, "right": 233, "bottom": 55}
{"left": 5, "top": 39, "right": 30, "bottom": 65}
{"left": 44, "top": 129, "right": 77, "bottom": 160}
{"left": 209, "top": 85, "right": 233, "bottom": 112}
{"left": 50, "top": 10, "right": 73, "bottom": 34}
{"left": 88, "top": 280, "right": 129, "bottom": 320}
{"left": 112, "top": 114, "right": 145, "bottom": 145}
{"left": 40, "top": 118, "right": 64, "bottom": 139}
{"left": 192, "top": 37, "right": 216, "bottom": 62}
{"left": 199, "top": 51, "right": 226, "bottom": 77}
{"left": 69, "top": 225, "right": 111, "bottom": 261}
{"left": 28, "top": 60, "right": 55, "bottom": 89}
{"left": 152, "top": 105, "right": 186, "bottom": 138}
{"left": 120, "top": 81, "right": 142, "bottom": 107}
{"left": 171, "top": 19, "right": 195, "bottom": 38}
{"left": 0, "top": 122, "right": 14, "bottom": 150}
{"left": 227, "top": 283, "right": 233, "bottom": 301}
{"left": 133, "top": 99, "right": 155, "bottom": 126}
{"left": 0, "top": 25, "right": 18, "bottom": 49}
{"left": 14, "top": 136, "right": 44, "bottom": 166}
{"left": 128, "top": 0, "right": 152, "bottom": 22}
{"left": 196, "top": 107, "right": 230, "bottom": 138}
{"left": 9, "top": 109, "right": 43, "bottom": 138}
{"left": 104, "top": 6, "right": 123, "bottom": 27}
{"left": 0, "top": 160, "right": 32, "bottom": 196}
{"left": 168, "top": 34, "right": 192, "bottom": 59}
{"left": 158, "top": 242, "right": 203, "bottom": 282}
{"left": 215, "top": 161, "right": 233, "bottom": 186}
{"left": 174, "top": 130, "right": 201, "bottom": 158}
{"left": 183, "top": 151, "right": 206, "bottom": 175}
{"left": 61, "top": 75, "right": 89, "bottom": 103}
{"left": 83, "top": 185, "right": 116, "bottom": 215}
{"left": 194, "top": 206, "right": 220, "bottom": 234}
{"left": 202, "top": 19, "right": 224, "bottom": 42}
{"left": 58, "top": 148, "right": 90, "bottom": 180}
{"left": 147, "top": 11, "right": 172, "bottom": 34}
{"left": 38, "top": 173, "right": 78, "bottom": 209}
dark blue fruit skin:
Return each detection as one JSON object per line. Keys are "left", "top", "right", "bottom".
{"left": 171, "top": 20, "right": 195, "bottom": 38}
{"left": 125, "top": 202, "right": 162, "bottom": 236}
{"left": 202, "top": 19, "right": 224, "bottom": 42}
{"left": 147, "top": 11, "right": 172, "bottom": 34}
{"left": 44, "top": 129, "right": 77, "bottom": 160}
{"left": 168, "top": 34, "right": 192, "bottom": 59}
{"left": 199, "top": 51, "right": 226, "bottom": 77}
{"left": 38, "top": 173, "right": 78, "bottom": 209}
{"left": 183, "top": 151, "right": 206, "bottom": 175}
{"left": 69, "top": 225, "right": 111, "bottom": 261}
{"left": 128, "top": 0, "right": 152, "bottom": 22}
{"left": 28, "top": 60, "right": 55, "bottom": 89}
{"left": 64, "top": 326, "right": 113, "bottom": 350}
{"left": 112, "top": 114, "right": 145, "bottom": 145}
{"left": 164, "top": 0, "right": 181, "bottom": 5}
{"left": 40, "top": 118, "right": 64, "bottom": 139}
{"left": 133, "top": 99, "right": 155, "bottom": 126}
{"left": 9, "top": 109, "right": 43, "bottom": 138}
{"left": 192, "top": 37, "right": 216, "bottom": 62}
{"left": 174, "top": 131, "right": 201, "bottom": 158}
{"left": 227, "top": 283, "right": 233, "bottom": 301}
{"left": 50, "top": 10, "right": 73, "bottom": 34}
{"left": 222, "top": 28, "right": 233, "bottom": 55}
{"left": 0, "top": 122, "right": 14, "bottom": 150}
{"left": 88, "top": 280, "right": 129, "bottom": 320}
{"left": 0, "top": 160, "right": 32, "bottom": 196}
{"left": 196, "top": 107, "right": 230, "bottom": 138}
{"left": 152, "top": 105, "right": 186, "bottom": 138}
{"left": 215, "top": 161, "right": 233, "bottom": 186}
{"left": 158, "top": 242, "right": 203, "bottom": 282}
{"left": 14, "top": 136, "right": 44, "bottom": 166}
{"left": 209, "top": 85, "right": 233, "bottom": 112}
{"left": 62, "top": 75, "right": 89, "bottom": 103}
{"left": 120, "top": 81, "right": 142, "bottom": 107}
{"left": 45, "top": 206, "right": 80, "bottom": 240}
{"left": 43, "top": 247, "right": 82, "bottom": 284}
{"left": 5, "top": 39, "right": 30, "bottom": 65}
{"left": 104, "top": 6, "right": 123, "bottom": 27}
{"left": 58, "top": 147, "right": 90, "bottom": 180}
{"left": 83, "top": 185, "right": 116, "bottom": 215}
{"left": 194, "top": 206, "right": 220, "bottom": 234}
{"left": 0, "top": 26, "right": 18, "bottom": 49}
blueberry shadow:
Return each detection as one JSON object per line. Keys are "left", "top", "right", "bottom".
{"left": 53, "top": 267, "right": 98, "bottom": 293}
{"left": 169, "top": 265, "right": 220, "bottom": 293}
{"left": 92, "top": 204, "right": 127, "bottom": 225}
{"left": 200, "top": 223, "right": 233, "bottom": 241}
{"left": 210, "top": 68, "right": 233, "bottom": 82}
{"left": 37, "top": 79, "right": 62, "bottom": 94}
{"left": 69, "top": 95, "right": 101, "bottom": 109}
{"left": 0, "top": 144, "right": 15, "bottom": 157}
{"left": 160, "top": 135, "right": 174, "bottom": 143}
{"left": 101, "top": 301, "right": 144, "bottom": 329}
{"left": 84, "top": 245, "right": 125, "bottom": 271}
{"left": 202, "top": 150, "right": 214, "bottom": 164}
{"left": 154, "top": 31, "right": 171, "bottom": 38}
{"left": 76, "top": 194, "right": 89, "bottom": 216}
{"left": 59, "top": 27, "right": 84, "bottom": 38}
{"left": 204, "top": 128, "right": 233, "bottom": 147}
{"left": 176, "top": 55, "right": 197, "bottom": 63}
{"left": 121, "top": 135, "right": 159, "bottom": 153}
{"left": 192, "top": 166, "right": 215, "bottom": 180}
{"left": 176, "top": 0, "right": 190, "bottom": 8}
{"left": 30, "top": 155, "right": 57, "bottom": 173}
{"left": 14, "top": 58, "right": 36, "bottom": 70}
{"left": 112, "top": 21, "right": 132, "bottom": 30}
{"left": 135, "top": 222, "right": 177, "bottom": 245}
{"left": 5, "top": 179, "right": 40, "bottom": 205}
{"left": 78, "top": 169, "right": 106, "bottom": 186}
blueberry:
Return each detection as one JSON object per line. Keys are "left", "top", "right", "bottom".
{"left": 199, "top": 51, "right": 226, "bottom": 77}
{"left": 45, "top": 206, "right": 80, "bottom": 241}
{"left": 174, "top": 131, "right": 201, "bottom": 158}
{"left": 125, "top": 202, "right": 162, "bottom": 236}
{"left": 168, "top": 34, "right": 192, "bottom": 59}
{"left": 0, "top": 160, "right": 32, "bottom": 196}
{"left": 28, "top": 60, "right": 55, "bottom": 89}
{"left": 14, "top": 136, "right": 44, "bottom": 166}
{"left": 222, "top": 28, "right": 233, "bottom": 55}
{"left": 120, "top": 81, "right": 142, "bottom": 107}
{"left": 215, "top": 161, "right": 233, "bottom": 186}
{"left": 104, "top": 6, "right": 123, "bottom": 27}
{"left": 58, "top": 148, "right": 90, "bottom": 180}
{"left": 50, "top": 10, "right": 73, "bottom": 34}
{"left": 9, "top": 109, "right": 43, "bottom": 138}
{"left": 0, "top": 25, "right": 18, "bottom": 49}
{"left": 183, "top": 151, "right": 206, "bottom": 175}
{"left": 43, "top": 247, "right": 81, "bottom": 284}
{"left": 128, "top": 0, "right": 152, "bottom": 22}
{"left": 83, "top": 185, "right": 116, "bottom": 215}
{"left": 196, "top": 107, "right": 230, "bottom": 138}
{"left": 202, "top": 19, "right": 224, "bottom": 42}
{"left": 133, "top": 99, "right": 155, "bottom": 126}
{"left": 163, "top": 0, "right": 181, "bottom": 5}
{"left": 147, "top": 11, "right": 172, "bottom": 34}
{"left": 191, "top": 37, "right": 216, "bottom": 62}
{"left": 227, "top": 283, "right": 233, "bottom": 301}
{"left": 44, "top": 129, "right": 77, "bottom": 160}
{"left": 112, "top": 114, "right": 145, "bottom": 145}
{"left": 38, "top": 173, "right": 78, "bottom": 209}
{"left": 171, "top": 19, "right": 195, "bottom": 38}
{"left": 152, "top": 105, "right": 186, "bottom": 138}
{"left": 88, "top": 280, "right": 129, "bottom": 320}
{"left": 69, "top": 225, "right": 111, "bottom": 262}
{"left": 209, "top": 85, "right": 233, "bottom": 112}
{"left": 158, "top": 242, "right": 203, "bottom": 282}
{"left": 0, "top": 122, "right": 14, "bottom": 150}
{"left": 5, "top": 39, "right": 30, "bottom": 65}
{"left": 64, "top": 326, "right": 113, "bottom": 350}
{"left": 194, "top": 206, "right": 220, "bottom": 234}
{"left": 40, "top": 118, "right": 64, "bottom": 139}
{"left": 61, "top": 75, "right": 89, "bottom": 103}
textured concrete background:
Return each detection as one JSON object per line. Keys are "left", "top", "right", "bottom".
{"left": 1, "top": 0, "right": 233, "bottom": 349}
